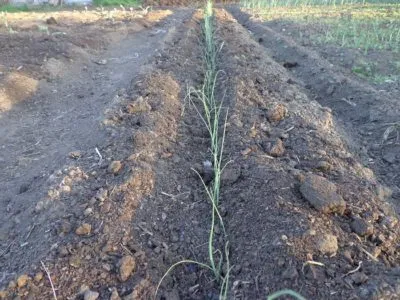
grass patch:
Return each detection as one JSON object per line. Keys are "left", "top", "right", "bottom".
{"left": 241, "top": 0, "right": 400, "bottom": 8}
{"left": 0, "top": 0, "right": 142, "bottom": 12}
{"left": 0, "top": 4, "right": 29, "bottom": 12}
{"left": 351, "top": 61, "right": 399, "bottom": 83}
{"left": 246, "top": 3, "right": 400, "bottom": 52}
{"left": 92, "top": 0, "right": 142, "bottom": 7}
{"left": 243, "top": 1, "right": 400, "bottom": 84}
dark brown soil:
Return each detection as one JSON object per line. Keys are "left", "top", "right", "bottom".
{"left": 228, "top": 7, "right": 400, "bottom": 207}
{"left": 0, "top": 5, "right": 399, "bottom": 300}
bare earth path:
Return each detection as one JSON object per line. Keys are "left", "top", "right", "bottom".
{"left": 0, "top": 8, "right": 192, "bottom": 288}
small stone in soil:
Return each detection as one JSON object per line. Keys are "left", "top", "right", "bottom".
{"left": 343, "top": 250, "right": 354, "bottom": 264}
{"left": 267, "top": 103, "right": 288, "bottom": 122}
{"left": 46, "top": 17, "right": 57, "bottom": 25}
{"left": 34, "top": 272, "right": 43, "bottom": 283}
{"left": 108, "top": 161, "right": 123, "bottom": 175}
{"left": 315, "top": 161, "right": 331, "bottom": 172}
{"left": 84, "top": 290, "right": 99, "bottom": 300}
{"left": 17, "top": 274, "right": 30, "bottom": 288}
{"left": 118, "top": 255, "right": 136, "bottom": 282}
{"left": 351, "top": 272, "right": 368, "bottom": 285}
{"left": 351, "top": 217, "right": 373, "bottom": 237}
{"left": 18, "top": 183, "right": 30, "bottom": 194}
{"left": 84, "top": 207, "right": 93, "bottom": 216}
{"left": 58, "top": 245, "right": 69, "bottom": 257}
{"left": 317, "top": 234, "right": 338, "bottom": 255}
{"left": 95, "top": 59, "right": 108, "bottom": 65}
{"left": 300, "top": 174, "right": 346, "bottom": 215}
{"left": 283, "top": 61, "right": 298, "bottom": 69}
{"left": 69, "top": 151, "right": 81, "bottom": 159}
{"left": 270, "top": 139, "right": 285, "bottom": 157}
{"left": 75, "top": 223, "right": 92, "bottom": 235}
{"left": 110, "top": 288, "right": 120, "bottom": 300}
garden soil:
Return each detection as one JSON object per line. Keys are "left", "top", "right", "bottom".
{"left": 0, "top": 5, "right": 399, "bottom": 300}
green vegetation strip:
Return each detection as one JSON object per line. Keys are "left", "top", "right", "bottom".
{"left": 156, "top": 1, "right": 231, "bottom": 298}
{"left": 241, "top": 0, "right": 400, "bottom": 8}
{"left": 242, "top": 2, "right": 400, "bottom": 53}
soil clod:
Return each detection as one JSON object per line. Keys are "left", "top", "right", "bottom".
{"left": 266, "top": 103, "right": 288, "bottom": 123}
{"left": 46, "top": 17, "right": 57, "bottom": 25}
{"left": 317, "top": 234, "right": 338, "bottom": 255}
{"left": 351, "top": 217, "right": 374, "bottom": 237}
{"left": 118, "top": 256, "right": 136, "bottom": 282}
{"left": 75, "top": 223, "right": 92, "bottom": 236}
{"left": 84, "top": 290, "right": 100, "bottom": 300}
{"left": 300, "top": 174, "right": 346, "bottom": 214}
{"left": 108, "top": 161, "right": 123, "bottom": 175}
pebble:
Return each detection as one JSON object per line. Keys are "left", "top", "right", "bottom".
{"left": 267, "top": 103, "right": 288, "bottom": 122}
{"left": 315, "top": 160, "right": 331, "bottom": 172}
{"left": 110, "top": 288, "right": 121, "bottom": 300}
{"left": 8, "top": 281, "right": 16, "bottom": 289}
{"left": 268, "top": 139, "right": 285, "bottom": 157}
{"left": 84, "top": 208, "right": 93, "bottom": 217}
{"left": 317, "top": 234, "right": 338, "bottom": 255}
{"left": 19, "top": 183, "right": 30, "bottom": 194}
{"left": 69, "top": 151, "right": 81, "bottom": 159}
{"left": 119, "top": 256, "right": 136, "bottom": 282}
{"left": 58, "top": 245, "right": 69, "bottom": 257}
{"left": 46, "top": 17, "right": 57, "bottom": 25}
{"left": 84, "top": 290, "right": 99, "bottom": 300}
{"left": 351, "top": 217, "right": 373, "bottom": 237}
{"left": 75, "top": 223, "right": 92, "bottom": 235}
{"left": 108, "top": 161, "right": 123, "bottom": 175}
{"left": 95, "top": 188, "right": 108, "bottom": 202}
{"left": 61, "top": 185, "right": 71, "bottom": 193}
{"left": 69, "top": 256, "right": 81, "bottom": 268}
{"left": 351, "top": 272, "right": 368, "bottom": 285}
{"left": 34, "top": 272, "right": 43, "bottom": 283}
{"left": 17, "top": 274, "right": 30, "bottom": 288}
{"left": 0, "top": 290, "right": 7, "bottom": 298}
{"left": 343, "top": 250, "right": 354, "bottom": 264}
{"left": 300, "top": 174, "right": 346, "bottom": 215}
{"left": 96, "top": 59, "right": 108, "bottom": 65}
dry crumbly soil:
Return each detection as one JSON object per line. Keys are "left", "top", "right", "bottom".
{"left": 0, "top": 5, "right": 399, "bottom": 300}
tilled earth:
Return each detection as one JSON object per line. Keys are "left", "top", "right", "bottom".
{"left": 0, "top": 5, "right": 399, "bottom": 300}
